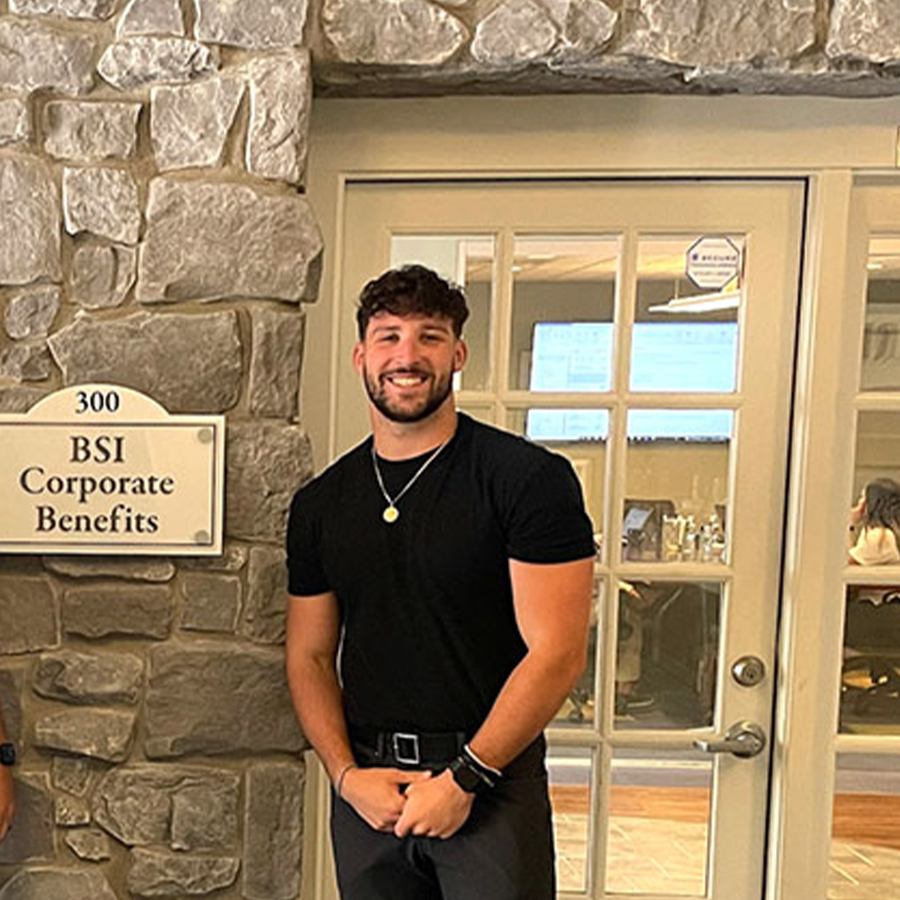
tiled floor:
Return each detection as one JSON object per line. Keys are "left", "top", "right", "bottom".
{"left": 553, "top": 813, "right": 900, "bottom": 898}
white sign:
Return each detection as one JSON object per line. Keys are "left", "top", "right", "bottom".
{"left": 0, "top": 385, "right": 224, "bottom": 555}
{"left": 685, "top": 236, "right": 742, "bottom": 291}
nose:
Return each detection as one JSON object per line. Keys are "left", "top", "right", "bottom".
{"left": 391, "top": 335, "right": 422, "bottom": 368}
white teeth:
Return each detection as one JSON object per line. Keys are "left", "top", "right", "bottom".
{"left": 389, "top": 376, "right": 424, "bottom": 386}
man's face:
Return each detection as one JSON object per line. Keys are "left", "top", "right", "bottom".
{"left": 353, "top": 313, "right": 467, "bottom": 424}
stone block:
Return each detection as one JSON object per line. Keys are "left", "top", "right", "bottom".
{"left": 243, "top": 763, "right": 305, "bottom": 900}
{"left": 98, "top": 37, "right": 219, "bottom": 90}
{"left": 55, "top": 795, "right": 91, "bottom": 827}
{"left": 43, "top": 100, "right": 141, "bottom": 162}
{"left": 4, "top": 286, "right": 60, "bottom": 340}
{"left": 321, "top": 0, "right": 468, "bottom": 64}
{"left": 0, "top": 868, "right": 118, "bottom": 899}
{"left": 0, "top": 19, "right": 95, "bottom": 95}
{"left": 226, "top": 422, "right": 313, "bottom": 542}
{"left": 62, "top": 586, "right": 173, "bottom": 640}
{"left": 248, "top": 307, "right": 304, "bottom": 418}
{"left": 150, "top": 75, "right": 244, "bottom": 171}
{"left": 0, "top": 341, "right": 52, "bottom": 381}
{"left": 48, "top": 311, "right": 243, "bottom": 414}
{"left": 63, "top": 166, "right": 141, "bottom": 244}
{"left": 0, "top": 155, "right": 61, "bottom": 285}
{"left": 246, "top": 49, "right": 311, "bottom": 185}
{"left": 242, "top": 545, "right": 288, "bottom": 645}
{"left": 137, "top": 177, "right": 323, "bottom": 304}
{"left": 9, "top": 0, "right": 116, "bottom": 18}
{"left": 51, "top": 755, "right": 95, "bottom": 796}
{"left": 145, "top": 642, "right": 305, "bottom": 758}
{"left": 471, "top": 0, "right": 558, "bottom": 66}
{"left": 44, "top": 556, "right": 176, "bottom": 582}
{"left": 93, "top": 764, "right": 239, "bottom": 849}
{"left": 828, "top": 0, "right": 900, "bottom": 64}
{"left": 194, "top": 0, "right": 308, "bottom": 48}
{"left": 0, "top": 386, "right": 46, "bottom": 413}
{"left": 179, "top": 543, "right": 247, "bottom": 572}
{"left": 180, "top": 573, "right": 241, "bottom": 633}
{"left": 0, "top": 668, "right": 22, "bottom": 741}
{"left": 118, "top": 0, "right": 185, "bottom": 37}
{"left": 0, "top": 774, "right": 55, "bottom": 865}
{"left": 0, "top": 97, "right": 30, "bottom": 147}
{"left": 620, "top": 0, "right": 816, "bottom": 70}
{"left": 552, "top": 0, "right": 617, "bottom": 63}
{"left": 34, "top": 709, "right": 136, "bottom": 762}
{"left": 34, "top": 649, "right": 144, "bottom": 705}
{"left": 65, "top": 828, "right": 112, "bottom": 861}
{"left": 0, "top": 579, "right": 57, "bottom": 655}
{"left": 69, "top": 241, "right": 137, "bottom": 309}
{"left": 128, "top": 848, "right": 240, "bottom": 897}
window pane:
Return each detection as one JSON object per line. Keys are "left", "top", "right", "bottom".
{"left": 510, "top": 236, "right": 619, "bottom": 391}
{"left": 841, "top": 585, "right": 900, "bottom": 735}
{"left": 614, "top": 581, "right": 720, "bottom": 731}
{"left": 606, "top": 749, "right": 712, "bottom": 896}
{"left": 861, "top": 236, "right": 900, "bottom": 392}
{"left": 850, "top": 412, "right": 900, "bottom": 566}
{"left": 390, "top": 234, "right": 494, "bottom": 391}
{"left": 549, "top": 746, "right": 593, "bottom": 893}
{"left": 632, "top": 235, "right": 742, "bottom": 393}
{"left": 624, "top": 411, "right": 731, "bottom": 564}
{"left": 830, "top": 753, "right": 900, "bottom": 900}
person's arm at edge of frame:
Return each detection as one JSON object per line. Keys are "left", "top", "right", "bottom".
{"left": 395, "top": 554, "right": 594, "bottom": 839}
{"left": 285, "top": 592, "right": 430, "bottom": 833}
{"left": 0, "top": 699, "right": 14, "bottom": 843}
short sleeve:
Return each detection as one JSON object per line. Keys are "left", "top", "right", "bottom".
{"left": 849, "top": 526, "right": 900, "bottom": 566}
{"left": 286, "top": 489, "right": 331, "bottom": 596}
{"left": 504, "top": 453, "right": 596, "bottom": 564}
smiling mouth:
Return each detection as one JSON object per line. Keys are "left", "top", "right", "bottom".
{"left": 384, "top": 373, "right": 430, "bottom": 388}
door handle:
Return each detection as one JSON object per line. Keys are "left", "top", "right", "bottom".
{"left": 692, "top": 720, "right": 767, "bottom": 759}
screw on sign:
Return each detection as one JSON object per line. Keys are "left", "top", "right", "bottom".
{"left": 686, "top": 236, "right": 742, "bottom": 291}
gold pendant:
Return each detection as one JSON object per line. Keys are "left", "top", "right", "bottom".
{"left": 382, "top": 505, "right": 399, "bottom": 524}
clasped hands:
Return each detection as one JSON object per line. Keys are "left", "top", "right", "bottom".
{"left": 340, "top": 766, "right": 474, "bottom": 840}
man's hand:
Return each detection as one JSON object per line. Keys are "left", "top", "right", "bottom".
{"left": 0, "top": 768, "right": 14, "bottom": 844}
{"left": 393, "top": 769, "right": 474, "bottom": 840}
{"left": 340, "top": 767, "right": 431, "bottom": 832}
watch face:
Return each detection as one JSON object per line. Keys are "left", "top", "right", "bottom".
{"left": 450, "top": 758, "right": 481, "bottom": 793}
{"left": 0, "top": 743, "right": 15, "bottom": 766}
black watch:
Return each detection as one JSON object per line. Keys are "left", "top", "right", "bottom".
{"left": 449, "top": 755, "right": 487, "bottom": 794}
{"left": 0, "top": 742, "right": 16, "bottom": 766}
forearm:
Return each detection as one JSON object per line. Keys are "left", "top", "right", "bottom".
{"left": 286, "top": 655, "right": 354, "bottom": 784}
{"left": 468, "top": 646, "right": 584, "bottom": 770}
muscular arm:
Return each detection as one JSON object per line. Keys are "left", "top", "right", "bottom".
{"left": 0, "top": 701, "right": 14, "bottom": 843}
{"left": 285, "top": 593, "right": 428, "bottom": 832}
{"left": 396, "top": 555, "right": 594, "bottom": 838}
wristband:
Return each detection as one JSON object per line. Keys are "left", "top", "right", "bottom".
{"left": 462, "top": 744, "right": 502, "bottom": 780}
{"left": 335, "top": 762, "right": 357, "bottom": 798}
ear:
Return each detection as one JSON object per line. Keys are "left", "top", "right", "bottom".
{"left": 352, "top": 341, "right": 365, "bottom": 375}
{"left": 453, "top": 339, "right": 468, "bottom": 372}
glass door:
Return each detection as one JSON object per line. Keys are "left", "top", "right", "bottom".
{"left": 333, "top": 179, "right": 805, "bottom": 900}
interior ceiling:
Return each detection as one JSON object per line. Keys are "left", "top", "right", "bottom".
{"left": 461, "top": 237, "right": 736, "bottom": 283}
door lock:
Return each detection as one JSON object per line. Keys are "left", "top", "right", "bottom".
{"left": 693, "top": 721, "right": 767, "bottom": 759}
{"left": 732, "top": 655, "right": 766, "bottom": 687}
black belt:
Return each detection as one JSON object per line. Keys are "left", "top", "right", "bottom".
{"left": 348, "top": 724, "right": 466, "bottom": 766}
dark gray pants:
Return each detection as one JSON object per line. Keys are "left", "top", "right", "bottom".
{"left": 331, "top": 737, "right": 555, "bottom": 900}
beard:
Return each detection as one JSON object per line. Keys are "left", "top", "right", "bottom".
{"left": 363, "top": 366, "right": 454, "bottom": 423}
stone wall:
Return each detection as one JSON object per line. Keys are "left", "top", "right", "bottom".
{"left": 310, "top": 0, "right": 900, "bottom": 97}
{"left": 0, "top": 1, "right": 320, "bottom": 899}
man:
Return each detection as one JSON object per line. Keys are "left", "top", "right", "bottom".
{"left": 285, "top": 264, "right": 595, "bottom": 900}
{"left": 0, "top": 699, "right": 14, "bottom": 844}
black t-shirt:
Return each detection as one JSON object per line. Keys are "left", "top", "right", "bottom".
{"left": 286, "top": 413, "right": 595, "bottom": 735}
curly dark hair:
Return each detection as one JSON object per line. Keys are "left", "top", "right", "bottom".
{"left": 864, "top": 478, "right": 900, "bottom": 534}
{"left": 356, "top": 265, "right": 469, "bottom": 340}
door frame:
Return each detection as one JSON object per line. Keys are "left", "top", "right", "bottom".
{"left": 302, "top": 94, "right": 900, "bottom": 900}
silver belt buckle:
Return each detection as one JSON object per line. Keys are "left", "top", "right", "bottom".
{"left": 392, "top": 732, "right": 420, "bottom": 765}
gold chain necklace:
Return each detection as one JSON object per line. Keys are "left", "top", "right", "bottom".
{"left": 370, "top": 439, "right": 450, "bottom": 524}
